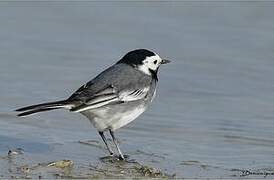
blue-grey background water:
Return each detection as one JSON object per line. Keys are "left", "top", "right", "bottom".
{"left": 1, "top": 1, "right": 274, "bottom": 178}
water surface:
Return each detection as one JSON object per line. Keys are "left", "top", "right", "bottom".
{"left": 1, "top": 1, "right": 274, "bottom": 178}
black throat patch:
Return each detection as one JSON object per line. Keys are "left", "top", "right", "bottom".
{"left": 149, "top": 68, "right": 158, "bottom": 81}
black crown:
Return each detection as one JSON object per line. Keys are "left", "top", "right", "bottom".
{"left": 117, "top": 49, "right": 155, "bottom": 66}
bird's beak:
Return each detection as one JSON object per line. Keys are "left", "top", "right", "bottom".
{"left": 161, "top": 59, "right": 171, "bottom": 64}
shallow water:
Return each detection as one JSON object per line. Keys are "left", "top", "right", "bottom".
{"left": 1, "top": 1, "right": 274, "bottom": 178}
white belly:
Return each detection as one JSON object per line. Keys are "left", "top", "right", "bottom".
{"left": 81, "top": 105, "right": 146, "bottom": 131}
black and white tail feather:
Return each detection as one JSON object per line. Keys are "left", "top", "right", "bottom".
{"left": 15, "top": 100, "right": 75, "bottom": 117}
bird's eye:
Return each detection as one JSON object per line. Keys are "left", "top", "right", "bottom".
{"left": 153, "top": 60, "right": 157, "bottom": 64}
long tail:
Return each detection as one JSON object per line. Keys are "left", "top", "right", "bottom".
{"left": 15, "top": 100, "right": 74, "bottom": 117}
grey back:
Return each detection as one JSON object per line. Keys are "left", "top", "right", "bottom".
{"left": 68, "top": 63, "right": 153, "bottom": 102}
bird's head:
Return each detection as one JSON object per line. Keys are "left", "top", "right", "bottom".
{"left": 117, "top": 49, "right": 170, "bottom": 76}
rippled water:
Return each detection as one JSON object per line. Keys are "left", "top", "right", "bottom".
{"left": 1, "top": 2, "right": 274, "bottom": 178}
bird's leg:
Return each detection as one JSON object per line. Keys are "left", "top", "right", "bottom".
{"left": 98, "top": 131, "right": 114, "bottom": 156}
{"left": 109, "top": 129, "right": 125, "bottom": 160}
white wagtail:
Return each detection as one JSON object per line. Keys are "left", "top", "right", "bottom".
{"left": 16, "top": 49, "right": 170, "bottom": 160}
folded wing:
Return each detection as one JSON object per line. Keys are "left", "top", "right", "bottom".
{"left": 70, "top": 85, "right": 149, "bottom": 113}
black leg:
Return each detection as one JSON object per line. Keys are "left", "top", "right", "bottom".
{"left": 98, "top": 131, "right": 114, "bottom": 156}
{"left": 109, "top": 129, "right": 124, "bottom": 160}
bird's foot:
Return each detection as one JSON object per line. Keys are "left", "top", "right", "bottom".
{"left": 117, "top": 155, "right": 138, "bottom": 164}
{"left": 100, "top": 154, "right": 132, "bottom": 163}
{"left": 117, "top": 154, "right": 132, "bottom": 161}
{"left": 118, "top": 154, "right": 125, "bottom": 161}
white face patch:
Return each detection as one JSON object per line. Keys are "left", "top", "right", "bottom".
{"left": 137, "top": 54, "right": 162, "bottom": 75}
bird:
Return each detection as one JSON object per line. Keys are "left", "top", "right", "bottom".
{"left": 16, "top": 49, "right": 170, "bottom": 160}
